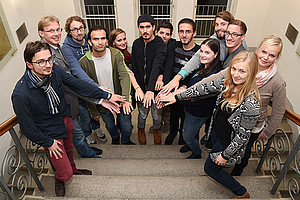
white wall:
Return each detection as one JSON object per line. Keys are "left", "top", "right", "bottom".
{"left": 115, "top": 0, "right": 137, "bottom": 48}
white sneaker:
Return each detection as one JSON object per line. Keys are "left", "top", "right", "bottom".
{"left": 86, "top": 134, "right": 97, "bottom": 144}
{"left": 94, "top": 128, "right": 107, "bottom": 142}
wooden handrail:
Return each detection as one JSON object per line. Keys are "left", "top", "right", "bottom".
{"left": 284, "top": 108, "right": 300, "bottom": 126}
{"left": 0, "top": 115, "right": 18, "bottom": 137}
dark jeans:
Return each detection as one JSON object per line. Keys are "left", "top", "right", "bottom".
{"left": 231, "top": 132, "right": 260, "bottom": 175}
{"left": 169, "top": 102, "right": 185, "bottom": 136}
{"left": 72, "top": 118, "right": 98, "bottom": 158}
{"left": 100, "top": 109, "right": 132, "bottom": 143}
{"left": 204, "top": 133, "right": 247, "bottom": 196}
{"left": 182, "top": 111, "right": 208, "bottom": 155}
{"left": 79, "top": 103, "right": 100, "bottom": 137}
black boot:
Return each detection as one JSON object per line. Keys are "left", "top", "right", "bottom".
{"left": 165, "top": 133, "right": 176, "bottom": 145}
{"left": 111, "top": 136, "right": 120, "bottom": 144}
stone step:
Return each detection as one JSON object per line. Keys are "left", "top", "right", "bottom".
{"left": 73, "top": 157, "right": 259, "bottom": 177}
{"left": 25, "top": 197, "right": 290, "bottom": 200}
{"left": 35, "top": 174, "right": 280, "bottom": 199}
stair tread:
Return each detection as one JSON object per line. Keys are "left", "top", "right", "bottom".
{"left": 73, "top": 157, "right": 259, "bottom": 177}
{"left": 36, "top": 175, "right": 279, "bottom": 199}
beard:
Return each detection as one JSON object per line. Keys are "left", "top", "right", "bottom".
{"left": 216, "top": 30, "right": 226, "bottom": 39}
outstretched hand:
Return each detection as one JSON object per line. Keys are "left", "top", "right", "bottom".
{"left": 156, "top": 92, "right": 176, "bottom": 109}
{"left": 109, "top": 93, "right": 126, "bottom": 104}
{"left": 143, "top": 91, "right": 154, "bottom": 108}
{"left": 121, "top": 101, "right": 134, "bottom": 115}
{"left": 101, "top": 99, "right": 120, "bottom": 114}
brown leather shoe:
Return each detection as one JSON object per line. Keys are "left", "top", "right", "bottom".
{"left": 232, "top": 191, "right": 250, "bottom": 199}
{"left": 138, "top": 128, "right": 146, "bottom": 145}
{"left": 153, "top": 129, "right": 161, "bottom": 145}
{"left": 55, "top": 178, "right": 65, "bottom": 197}
{"left": 73, "top": 169, "right": 92, "bottom": 175}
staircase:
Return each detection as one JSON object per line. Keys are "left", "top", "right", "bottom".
{"left": 21, "top": 109, "right": 292, "bottom": 200}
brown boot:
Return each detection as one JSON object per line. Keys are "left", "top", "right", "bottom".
{"left": 232, "top": 191, "right": 250, "bottom": 199}
{"left": 138, "top": 128, "right": 146, "bottom": 145}
{"left": 153, "top": 129, "right": 161, "bottom": 145}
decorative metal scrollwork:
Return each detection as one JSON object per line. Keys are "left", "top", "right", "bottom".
{"left": 1, "top": 145, "right": 29, "bottom": 199}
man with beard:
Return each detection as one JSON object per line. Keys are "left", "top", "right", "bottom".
{"left": 131, "top": 14, "right": 167, "bottom": 145}
{"left": 38, "top": 15, "right": 114, "bottom": 158}
{"left": 62, "top": 16, "right": 107, "bottom": 146}
{"left": 79, "top": 26, "right": 134, "bottom": 145}
{"left": 160, "top": 11, "right": 248, "bottom": 93}
{"left": 162, "top": 18, "right": 200, "bottom": 145}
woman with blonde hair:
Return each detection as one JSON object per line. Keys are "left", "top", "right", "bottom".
{"left": 158, "top": 51, "right": 261, "bottom": 198}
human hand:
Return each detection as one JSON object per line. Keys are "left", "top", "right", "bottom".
{"left": 156, "top": 92, "right": 176, "bottom": 108}
{"left": 121, "top": 101, "right": 133, "bottom": 114}
{"left": 48, "top": 139, "right": 64, "bottom": 159}
{"left": 109, "top": 93, "right": 126, "bottom": 104}
{"left": 159, "top": 74, "right": 181, "bottom": 95}
{"left": 215, "top": 154, "right": 227, "bottom": 166}
{"left": 99, "top": 86, "right": 113, "bottom": 93}
{"left": 101, "top": 99, "right": 120, "bottom": 114}
{"left": 258, "top": 131, "right": 268, "bottom": 140}
{"left": 155, "top": 75, "right": 164, "bottom": 91}
{"left": 143, "top": 91, "right": 154, "bottom": 108}
{"left": 173, "top": 85, "right": 187, "bottom": 95}
{"left": 135, "top": 87, "right": 144, "bottom": 102}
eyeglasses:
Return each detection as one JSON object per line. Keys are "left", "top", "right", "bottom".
{"left": 31, "top": 55, "right": 55, "bottom": 67}
{"left": 43, "top": 28, "right": 63, "bottom": 33}
{"left": 225, "top": 31, "right": 244, "bottom": 38}
{"left": 71, "top": 26, "right": 84, "bottom": 32}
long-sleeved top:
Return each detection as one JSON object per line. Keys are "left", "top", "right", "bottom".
{"left": 62, "top": 35, "right": 98, "bottom": 86}
{"left": 176, "top": 77, "right": 260, "bottom": 166}
{"left": 189, "top": 68, "right": 286, "bottom": 139}
{"left": 178, "top": 40, "right": 247, "bottom": 79}
{"left": 163, "top": 41, "right": 200, "bottom": 84}
{"left": 222, "top": 44, "right": 246, "bottom": 69}
{"left": 131, "top": 36, "right": 167, "bottom": 92}
{"left": 12, "top": 64, "right": 109, "bottom": 147}
{"left": 79, "top": 47, "right": 131, "bottom": 117}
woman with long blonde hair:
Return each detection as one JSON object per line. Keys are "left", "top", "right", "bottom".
{"left": 158, "top": 51, "right": 261, "bottom": 198}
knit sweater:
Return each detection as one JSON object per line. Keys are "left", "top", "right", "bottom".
{"left": 176, "top": 77, "right": 260, "bottom": 166}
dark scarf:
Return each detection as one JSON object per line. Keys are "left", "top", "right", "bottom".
{"left": 26, "top": 69, "right": 60, "bottom": 114}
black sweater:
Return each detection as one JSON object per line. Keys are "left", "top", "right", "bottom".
{"left": 132, "top": 36, "right": 167, "bottom": 92}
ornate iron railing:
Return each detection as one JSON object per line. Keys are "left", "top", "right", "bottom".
{"left": 0, "top": 115, "right": 45, "bottom": 200}
{"left": 255, "top": 107, "right": 300, "bottom": 200}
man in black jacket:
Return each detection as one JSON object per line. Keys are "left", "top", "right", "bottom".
{"left": 131, "top": 14, "right": 167, "bottom": 145}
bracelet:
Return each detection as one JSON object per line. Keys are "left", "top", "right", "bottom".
{"left": 135, "top": 86, "right": 141, "bottom": 90}
{"left": 107, "top": 93, "right": 112, "bottom": 100}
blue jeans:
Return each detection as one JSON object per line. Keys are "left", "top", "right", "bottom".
{"left": 183, "top": 111, "right": 208, "bottom": 155}
{"left": 79, "top": 103, "right": 100, "bottom": 137}
{"left": 72, "top": 118, "right": 98, "bottom": 158}
{"left": 204, "top": 134, "right": 247, "bottom": 196}
{"left": 99, "top": 109, "right": 132, "bottom": 143}
{"left": 137, "top": 101, "right": 162, "bottom": 129}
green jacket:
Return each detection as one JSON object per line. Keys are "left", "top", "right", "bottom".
{"left": 79, "top": 46, "right": 131, "bottom": 117}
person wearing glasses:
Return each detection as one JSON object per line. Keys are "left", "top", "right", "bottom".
{"left": 222, "top": 19, "right": 247, "bottom": 69}
{"left": 62, "top": 16, "right": 108, "bottom": 146}
{"left": 38, "top": 15, "right": 116, "bottom": 159}
{"left": 12, "top": 41, "right": 125, "bottom": 196}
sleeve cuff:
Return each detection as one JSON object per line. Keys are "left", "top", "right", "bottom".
{"left": 178, "top": 69, "right": 189, "bottom": 80}
{"left": 98, "top": 99, "right": 104, "bottom": 105}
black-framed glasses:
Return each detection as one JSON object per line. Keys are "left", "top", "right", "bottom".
{"left": 71, "top": 26, "right": 84, "bottom": 32}
{"left": 43, "top": 28, "right": 63, "bottom": 33}
{"left": 31, "top": 55, "right": 55, "bottom": 67}
{"left": 225, "top": 31, "right": 244, "bottom": 38}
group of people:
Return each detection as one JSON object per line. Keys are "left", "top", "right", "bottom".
{"left": 11, "top": 10, "right": 286, "bottom": 199}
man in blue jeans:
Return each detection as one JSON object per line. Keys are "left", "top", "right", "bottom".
{"left": 79, "top": 26, "right": 134, "bottom": 145}
{"left": 38, "top": 15, "right": 117, "bottom": 157}
{"left": 61, "top": 16, "right": 106, "bottom": 144}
